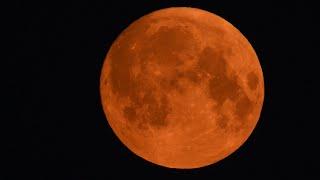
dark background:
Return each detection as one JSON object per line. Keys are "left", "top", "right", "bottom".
{"left": 4, "top": 0, "right": 317, "bottom": 179}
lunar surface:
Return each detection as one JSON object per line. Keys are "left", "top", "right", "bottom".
{"left": 100, "top": 7, "right": 264, "bottom": 169}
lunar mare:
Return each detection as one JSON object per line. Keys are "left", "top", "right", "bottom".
{"left": 100, "top": 7, "right": 264, "bottom": 169}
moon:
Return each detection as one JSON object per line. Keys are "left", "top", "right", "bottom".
{"left": 100, "top": 7, "right": 264, "bottom": 169}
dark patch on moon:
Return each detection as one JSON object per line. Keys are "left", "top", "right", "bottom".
{"left": 107, "top": 23, "right": 175, "bottom": 129}
{"left": 181, "top": 70, "right": 200, "bottom": 83}
{"left": 197, "top": 46, "right": 255, "bottom": 129}
{"left": 247, "top": 71, "right": 259, "bottom": 90}
{"left": 108, "top": 48, "right": 137, "bottom": 97}
{"left": 166, "top": 77, "right": 185, "bottom": 94}
{"left": 108, "top": 17, "right": 154, "bottom": 97}
{"left": 144, "top": 25, "right": 198, "bottom": 65}
{"left": 121, "top": 88, "right": 171, "bottom": 129}
{"left": 235, "top": 95, "right": 253, "bottom": 120}
{"left": 123, "top": 106, "right": 137, "bottom": 122}
{"left": 164, "top": 70, "right": 200, "bottom": 94}
{"left": 198, "top": 47, "right": 240, "bottom": 106}
{"left": 216, "top": 114, "right": 229, "bottom": 129}
{"left": 127, "top": 89, "right": 171, "bottom": 128}
{"left": 147, "top": 95, "right": 171, "bottom": 128}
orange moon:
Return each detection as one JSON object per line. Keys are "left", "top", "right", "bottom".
{"left": 100, "top": 7, "right": 264, "bottom": 169}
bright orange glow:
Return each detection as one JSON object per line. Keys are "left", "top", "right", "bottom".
{"left": 100, "top": 7, "right": 264, "bottom": 169}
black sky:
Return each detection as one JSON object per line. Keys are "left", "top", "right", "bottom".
{"left": 4, "top": 0, "right": 317, "bottom": 179}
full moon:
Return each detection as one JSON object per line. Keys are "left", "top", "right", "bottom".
{"left": 100, "top": 7, "right": 264, "bottom": 169}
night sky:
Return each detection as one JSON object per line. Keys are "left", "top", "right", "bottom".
{"left": 4, "top": 0, "right": 317, "bottom": 178}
